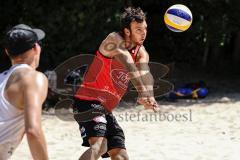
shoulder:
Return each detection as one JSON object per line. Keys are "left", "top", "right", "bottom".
{"left": 15, "top": 67, "right": 47, "bottom": 80}
{"left": 100, "top": 32, "right": 124, "bottom": 49}
{"left": 9, "top": 67, "right": 45, "bottom": 82}
{"left": 137, "top": 45, "right": 149, "bottom": 62}
{"left": 99, "top": 32, "right": 125, "bottom": 58}
{"left": 105, "top": 32, "right": 123, "bottom": 42}
{"left": 138, "top": 45, "right": 147, "bottom": 54}
{"left": 16, "top": 68, "right": 48, "bottom": 88}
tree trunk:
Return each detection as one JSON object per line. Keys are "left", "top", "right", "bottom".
{"left": 202, "top": 41, "right": 210, "bottom": 68}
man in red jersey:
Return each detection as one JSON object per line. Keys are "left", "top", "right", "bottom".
{"left": 74, "top": 7, "right": 158, "bottom": 160}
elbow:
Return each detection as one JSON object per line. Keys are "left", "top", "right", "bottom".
{"left": 25, "top": 127, "right": 41, "bottom": 139}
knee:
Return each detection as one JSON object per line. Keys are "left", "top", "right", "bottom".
{"left": 109, "top": 149, "right": 129, "bottom": 160}
{"left": 112, "top": 154, "right": 129, "bottom": 160}
{"left": 90, "top": 142, "right": 107, "bottom": 156}
{"left": 89, "top": 138, "right": 107, "bottom": 157}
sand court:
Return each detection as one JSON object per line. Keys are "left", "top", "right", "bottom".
{"left": 12, "top": 97, "right": 240, "bottom": 160}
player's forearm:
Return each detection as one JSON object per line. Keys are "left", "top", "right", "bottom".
{"left": 128, "top": 71, "right": 150, "bottom": 97}
{"left": 135, "top": 62, "right": 155, "bottom": 97}
{"left": 114, "top": 53, "right": 150, "bottom": 97}
{"left": 26, "top": 128, "right": 48, "bottom": 160}
{"left": 140, "top": 71, "right": 155, "bottom": 97}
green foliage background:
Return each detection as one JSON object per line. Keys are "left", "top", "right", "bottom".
{"left": 1, "top": 0, "right": 240, "bottom": 75}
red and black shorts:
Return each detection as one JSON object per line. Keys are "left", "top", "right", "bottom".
{"left": 73, "top": 98, "right": 125, "bottom": 158}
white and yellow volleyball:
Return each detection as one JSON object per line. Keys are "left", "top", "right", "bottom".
{"left": 164, "top": 4, "right": 193, "bottom": 32}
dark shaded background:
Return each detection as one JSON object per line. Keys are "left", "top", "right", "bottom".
{"left": 1, "top": 0, "right": 240, "bottom": 75}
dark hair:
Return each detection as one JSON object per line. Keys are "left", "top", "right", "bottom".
{"left": 120, "top": 7, "right": 146, "bottom": 31}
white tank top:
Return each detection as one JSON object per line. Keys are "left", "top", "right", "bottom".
{"left": 0, "top": 64, "right": 30, "bottom": 145}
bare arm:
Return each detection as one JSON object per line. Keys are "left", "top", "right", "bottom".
{"left": 114, "top": 50, "right": 149, "bottom": 97}
{"left": 22, "top": 71, "right": 48, "bottom": 160}
{"left": 136, "top": 46, "right": 159, "bottom": 108}
{"left": 136, "top": 46, "right": 155, "bottom": 97}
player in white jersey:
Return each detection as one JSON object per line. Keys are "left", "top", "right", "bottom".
{"left": 0, "top": 24, "right": 48, "bottom": 160}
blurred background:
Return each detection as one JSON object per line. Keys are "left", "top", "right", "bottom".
{"left": 1, "top": 0, "right": 240, "bottom": 99}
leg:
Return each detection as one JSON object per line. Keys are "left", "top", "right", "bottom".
{"left": 73, "top": 99, "right": 108, "bottom": 160}
{"left": 79, "top": 137, "right": 108, "bottom": 160}
{"left": 103, "top": 113, "right": 128, "bottom": 160}
{"left": 108, "top": 148, "right": 129, "bottom": 160}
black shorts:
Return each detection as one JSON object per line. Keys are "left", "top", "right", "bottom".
{"left": 73, "top": 98, "right": 125, "bottom": 158}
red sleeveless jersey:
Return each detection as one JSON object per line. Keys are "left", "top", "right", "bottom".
{"left": 75, "top": 45, "right": 141, "bottom": 111}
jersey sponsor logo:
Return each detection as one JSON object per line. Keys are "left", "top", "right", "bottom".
{"left": 93, "top": 115, "right": 107, "bottom": 124}
{"left": 80, "top": 126, "right": 87, "bottom": 138}
{"left": 80, "top": 126, "right": 86, "bottom": 134}
{"left": 93, "top": 124, "right": 107, "bottom": 131}
{"left": 91, "top": 104, "right": 104, "bottom": 111}
{"left": 110, "top": 69, "right": 129, "bottom": 90}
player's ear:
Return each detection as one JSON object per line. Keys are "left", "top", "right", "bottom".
{"left": 32, "top": 43, "right": 41, "bottom": 55}
{"left": 124, "top": 28, "right": 130, "bottom": 36}
{"left": 5, "top": 49, "right": 9, "bottom": 56}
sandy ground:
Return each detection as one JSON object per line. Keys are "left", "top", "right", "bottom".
{"left": 11, "top": 93, "right": 240, "bottom": 160}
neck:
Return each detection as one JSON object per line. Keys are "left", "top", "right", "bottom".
{"left": 124, "top": 37, "right": 136, "bottom": 50}
{"left": 11, "top": 58, "right": 36, "bottom": 69}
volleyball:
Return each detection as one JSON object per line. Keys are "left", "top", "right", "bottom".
{"left": 164, "top": 4, "right": 193, "bottom": 32}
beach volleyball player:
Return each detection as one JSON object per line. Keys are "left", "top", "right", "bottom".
{"left": 74, "top": 7, "right": 158, "bottom": 159}
{"left": 0, "top": 24, "right": 48, "bottom": 160}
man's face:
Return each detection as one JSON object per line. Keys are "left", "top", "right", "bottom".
{"left": 129, "top": 20, "right": 147, "bottom": 45}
